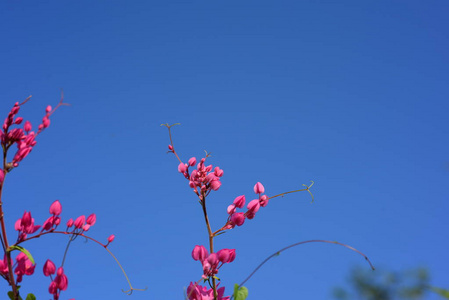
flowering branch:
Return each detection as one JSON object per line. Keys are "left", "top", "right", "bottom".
{"left": 0, "top": 96, "right": 141, "bottom": 300}
{"left": 164, "top": 123, "right": 374, "bottom": 300}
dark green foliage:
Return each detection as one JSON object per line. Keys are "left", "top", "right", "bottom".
{"left": 333, "top": 267, "right": 429, "bottom": 300}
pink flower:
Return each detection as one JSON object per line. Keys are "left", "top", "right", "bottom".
{"left": 43, "top": 259, "right": 56, "bottom": 276}
{"left": 15, "top": 252, "right": 35, "bottom": 283}
{"left": 260, "top": 194, "right": 269, "bottom": 207}
{"left": 86, "top": 213, "right": 96, "bottom": 226}
{"left": 0, "top": 256, "right": 9, "bottom": 275}
{"left": 49, "top": 200, "right": 62, "bottom": 215}
{"left": 74, "top": 215, "right": 85, "bottom": 229}
{"left": 192, "top": 245, "right": 208, "bottom": 262}
{"left": 230, "top": 213, "right": 245, "bottom": 226}
{"left": 187, "top": 283, "right": 230, "bottom": 300}
{"left": 16, "top": 211, "right": 40, "bottom": 237}
{"left": 217, "top": 249, "right": 236, "bottom": 264}
{"left": 178, "top": 162, "right": 188, "bottom": 173}
{"left": 48, "top": 281, "right": 57, "bottom": 294}
{"left": 246, "top": 211, "right": 256, "bottom": 220}
{"left": 214, "top": 167, "right": 224, "bottom": 177}
{"left": 54, "top": 267, "right": 68, "bottom": 291}
{"left": 188, "top": 157, "right": 197, "bottom": 166}
{"left": 227, "top": 204, "right": 236, "bottom": 215}
{"left": 108, "top": 234, "right": 115, "bottom": 243}
{"left": 66, "top": 218, "right": 74, "bottom": 228}
{"left": 24, "top": 120, "right": 32, "bottom": 132}
{"left": 210, "top": 179, "right": 221, "bottom": 191}
{"left": 254, "top": 182, "right": 265, "bottom": 194}
{"left": 247, "top": 199, "right": 260, "bottom": 213}
{"left": 42, "top": 216, "right": 56, "bottom": 231}
{"left": 14, "top": 117, "right": 23, "bottom": 125}
{"left": 233, "top": 195, "right": 246, "bottom": 208}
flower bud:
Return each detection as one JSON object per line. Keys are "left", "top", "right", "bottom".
{"left": 233, "top": 195, "right": 246, "bottom": 208}
{"left": 214, "top": 167, "right": 224, "bottom": 177}
{"left": 178, "top": 162, "right": 187, "bottom": 173}
{"left": 247, "top": 199, "right": 260, "bottom": 213}
{"left": 49, "top": 281, "right": 57, "bottom": 294}
{"left": 210, "top": 179, "right": 221, "bottom": 191}
{"left": 188, "top": 157, "right": 197, "bottom": 166}
{"left": 14, "top": 117, "right": 23, "bottom": 125}
{"left": 86, "top": 213, "right": 96, "bottom": 226}
{"left": 227, "top": 204, "right": 236, "bottom": 215}
{"left": 74, "top": 215, "right": 85, "bottom": 229}
{"left": 230, "top": 212, "right": 245, "bottom": 226}
{"left": 254, "top": 182, "right": 265, "bottom": 194}
{"left": 108, "top": 234, "right": 115, "bottom": 243}
{"left": 260, "top": 195, "right": 269, "bottom": 207}
{"left": 192, "top": 245, "right": 208, "bottom": 262}
{"left": 21, "top": 211, "right": 32, "bottom": 228}
{"left": 49, "top": 200, "right": 62, "bottom": 215}
{"left": 66, "top": 218, "right": 74, "bottom": 228}
{"left": 206, "top": 253, "right": 219, "bottom": 266}
{"left": 246, "top": 211, "right": 256, "bottom": 219}
{"left": 217, "top": 249, "right": 236, "bottom": 263}
{"left": 43, "top": 259, "right": 56, "bottom": 276}
{"left": 46, "top": 105, "right": 52, "bottom": 113}
{"left": 24, "top": 121, "right": 32, "bottom": 132}
{"left": 42, "top": 116, "right": 50, "bottom": 128}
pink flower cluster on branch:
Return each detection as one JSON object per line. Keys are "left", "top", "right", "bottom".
{"left": 192, "top": 246, "right": 235, "bottom": 279}
{"left": 225, "top": 182, "right": 269, "bottom": 229}
{"left": 187, "top": 282, "right": 230, "bottom": 300}
{"left": 163, "top": 123, "right": 316, "bottom": 300}
{"left": 177, "top": 155, "right": 224, "bottom": 199}
{"left": 0, "top": 97, "right": 141, "bottom": 300}
{"left": 0, "top": 96, "right": 67, "bottom": 174}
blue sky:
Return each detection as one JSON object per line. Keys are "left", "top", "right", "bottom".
{"left": 0, "top": 1, "right": 448, "bottom": 299}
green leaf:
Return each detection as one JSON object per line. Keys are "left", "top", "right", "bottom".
{"left": 25, "top": 294, "right": 36, "bottom": 300}
{"left": 7, "top": 291, "right": 23, "bottom": 300}
{"left": 8, "top": 246, "right": 35, "bottom": 265}
{"left": 233, "top": 284, "right": 249, "bottom": 300}
{"left": 430, "top": 286, "right": 449, "bottom": 299}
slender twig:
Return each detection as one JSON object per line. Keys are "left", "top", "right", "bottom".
{"left": 161, "top": 123, "right": 182, "bottom": 163}
{"left": 237, "top": 239, "right": 374, "bottom": 289}
{"left": 17, "top": 230, "right": 145, "bottom": 294}
{"left": 60, "top": 234, "right": 77, "bottom": 267}
{"left": 268, "top": 181, "right": 314, "bottom": 202}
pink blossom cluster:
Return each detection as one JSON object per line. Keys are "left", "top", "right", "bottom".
{"left": 187, "top": 282, "right": 230, "bottom": 300}
{"left": 43, "top": 260, "right": 69, "bottom": 300}
{"left": 12, "top": 200, "right": 113, "bottom": 299}
{"left": 0, "top": 100, "right": 56, "bottom": 172}
{"left": 14, "top": 201, "right": 99, "bottom": 243}
{"left": 0, "top": 252, "right": 35, "bottom": 283}
{"left": 175, "top": 154, "right": 224, "bottom": 197}
{"left": 225, "top": 182, "right": 269, "bottom": 229}
{"left": 192, "top": 246, "right": 235, "bottom": 279}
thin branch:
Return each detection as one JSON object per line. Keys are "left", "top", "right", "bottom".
{"left": 268, "top": 181, "right": 314, "bottom": 202}
{"left": 161, "top": 123, "right": 182, "bottom": 163}
{"left": 237, "top": 239, "right": 374, "bottom": 288}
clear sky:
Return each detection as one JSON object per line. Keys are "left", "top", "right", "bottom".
{"left": 0, "top": 1, "right": 448, "bottom": 299}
